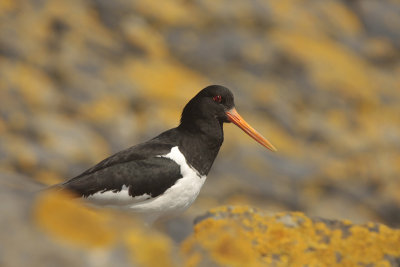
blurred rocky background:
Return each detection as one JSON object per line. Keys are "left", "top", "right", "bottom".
{"left": 1, "top": 0, "right": 400, "bottom": 266}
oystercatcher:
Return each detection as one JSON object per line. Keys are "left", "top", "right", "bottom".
{"left": 53, "top": 85, "right": 276, "bottom": 223}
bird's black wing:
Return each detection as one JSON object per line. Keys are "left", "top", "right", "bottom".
{"left": 63, "top": 156, "right": 182, "bottom": 198}
{"left": 72, "top": 142, "right": 174, "bottom": 178}
{"left": 59, "top": 128, "right": 182, "bottom": 198}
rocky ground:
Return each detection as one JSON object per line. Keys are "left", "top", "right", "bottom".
{"left": 184, "top": 206, "right": 400, "bottom": 267}
{"left": 1, "top": 0, "right": 400, "bottom": 265}
{"left": 1, "top": 175, "right": 399, "bottom": 267}
{"left": 0, "top": 173, "right": 178, "bottom": 267}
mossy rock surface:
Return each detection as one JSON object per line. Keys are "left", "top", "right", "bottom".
{"left": 183, "top": 206, "right": 400, "bottom": 267}
{"left": 0, "top": 172, "right": 178, "bottom": 267}
{"left": 2, "top": 173, "right": 400, "bottom": 267}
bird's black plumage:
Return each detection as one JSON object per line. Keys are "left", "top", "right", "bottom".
{"left": 59, "top": 85, "right": 236, "bottom": 200}
{"left": 63, "top": 129, "right": 180, "bottom": 198}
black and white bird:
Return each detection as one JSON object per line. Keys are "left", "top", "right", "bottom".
{"left": 52, "top": 85, "right": 277, "bottom": 224}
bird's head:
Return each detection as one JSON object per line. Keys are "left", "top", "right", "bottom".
{"left": 180, "top": 85, "right": 277, "bottom": 152}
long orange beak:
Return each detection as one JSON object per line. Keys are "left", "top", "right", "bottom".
{"left": 226, "top": 108, "right": 277, "bottom": 152}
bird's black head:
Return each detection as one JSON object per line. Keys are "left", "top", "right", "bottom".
{"left": 180, "top": 85, "right": 235, "bottom": 125}
{"left": 179, "top": 85, "right": 277, "bottom": 151}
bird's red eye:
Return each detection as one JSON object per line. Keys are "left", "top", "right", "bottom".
{"left": 213, "top": 95, "right": 222, "bottom": 103}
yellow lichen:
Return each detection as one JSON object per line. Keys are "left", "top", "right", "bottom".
{"left": 34, "top": 190, "right": 116, "bottom": 249}
{"left": 122, "top": 19, "right": 168, "bottom": 58}
{"left": 189, "top": 217, "right": 262, "bottom": 267}
{"left": 34, "top": 170, "right": 63, "bottom": 186}
{"left": 124, "top": 229, "right": 175, "bottom": 267}
{"left": 0, "top": 0, "right": 16, "bottom": 13}
{"left": 132, "top": 0, "right": 199, "bottom": 26}
{"left": 124, "top": 58, "right": 208, "bottom": 125}
{"left": 182, "top": 206, "right": 400, "bottom": 267}
{"left": 6, "top": 63, "right": 57, "bottom": 110}
{"left": 271, "top": 31, "right": 378, "bottom": 103}
{"left": 316, "top": 1, "right": 362, "bottom": 36}
{"left": 78, "top": 95, "right": 129, "bottom": 123}
{"left": 4, "top": 136, "right": 38, "bottom": 171}
{"left": 34, "top": 190, "right": 177, "bottom": 266}
{"left": 126, "top": 58, "right": 207, "bottom": 102}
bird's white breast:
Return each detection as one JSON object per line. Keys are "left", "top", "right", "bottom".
{"left": 129, "top": 146, "right": 206, "bottom": 222}
{"left": 85, "top": 146, "right": 206, "bottom": 224}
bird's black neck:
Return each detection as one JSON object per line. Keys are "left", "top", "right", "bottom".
{"left": 177, "top": 118, "right": 224, "bottom": 176}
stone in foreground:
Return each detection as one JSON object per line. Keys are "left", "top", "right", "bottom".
{"left": 182, "top": 206, "right": 400, "bottom": 267}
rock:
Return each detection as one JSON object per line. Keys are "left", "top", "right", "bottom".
{"left": 1, "top": 0, "right": 400, "bottom": 238}
{"left": 3, "top": 172, "right": 400, "bottom": 267}
{"left": 182, "top": 206, "right": 400, "bottom": 267}
{"left": 0, "top": 172, "right": 178, "bottom": 267}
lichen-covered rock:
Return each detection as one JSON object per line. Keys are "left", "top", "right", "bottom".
{"left": 0, "top": 172, "right": 178, "bottom": 267}
{"left": 3, "top": 172, "right": 400, "bottom": 267}
{"left": 1, "top": 0, "right": 400, "bottom": 246}
{"left": 182, "top": 206, "right": 400, "bottom": 267}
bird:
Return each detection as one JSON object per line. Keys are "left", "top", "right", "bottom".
{"left": 51, "top": 85, "right": 277, "bottom": 224}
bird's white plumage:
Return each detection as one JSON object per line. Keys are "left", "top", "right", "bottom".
{"left": 86, "top": 185, "right": 151, "bottom": 205}
{"left": 85, "top": 146, "right": 206, "bottom": 224}
{"left": 130, "top": 146, "right": 206, "bottom": 223}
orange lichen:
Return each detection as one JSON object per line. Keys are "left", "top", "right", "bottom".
{"left": 4, "top": 136, "right": 38, "bottom": 170}
{"left": 34, "top": 170, "right": 63, "bottom": 186}
{"left": 78, "top": 95, "right": 129, "bottom": 123}
{"left": 316, "top": 1, "right": 362, "bottom": 36}
{"left": 271, "top": 31, "right": 378, "bottom": 103}
{"left": 185, "top": 217, "right": 261, "bottom": 267}
{"left": 124, "top": 229, "right": 175, "bottom": 267}
{"left": 122, "top": 19, "right": 168, "bottom": 58}
{"left": 0, "top": 0, "right": 16, "bottom": 13}
{"left": 126, "top": 58, "right": 207, "bottom": 102}
{"left": 124, "top": 58, "right": 208, "bottom": 125}
{"left": 34, "top": 190, "right": 116, "bottom": 249}
{"left": 34, "top": 190, "right": 177, "bottom": 266}
{"left": 132, "top": 0, "right": 199, "bottom": 26}
{"left": 6, "top": 63, "right": 57, "bottom": 110}
{"left": 182, "top": 206, "right": 400, "bottom": 267}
